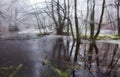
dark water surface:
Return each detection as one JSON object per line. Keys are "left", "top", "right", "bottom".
{"left": 0, "top": 35, "right": 120, "bottom": 77}
{"left": 0, "top": 35, "right": 64, "bottom": 77}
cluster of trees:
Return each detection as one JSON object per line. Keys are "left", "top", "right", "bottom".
{"left": 0, "top": 0, "right": 120, "bottom": 38}
{"left": 0, "top": 0, "right": 119, "bottom": 62}
{"left": 0, "top": 0, "right": 120, "bottom": 76}
{"left": 27, "top": 0, "right": 120, "bottom": 41}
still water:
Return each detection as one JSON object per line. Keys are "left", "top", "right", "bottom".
{"left": 0, "top": 35, "right": 120, "bottom": 77}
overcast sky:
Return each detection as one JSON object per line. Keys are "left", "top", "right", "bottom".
{"left": 29, "top": 0, "right": 45, "bottom": 5}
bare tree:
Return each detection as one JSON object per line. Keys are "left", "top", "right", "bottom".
{"left": 88, "top": 0, "right": 106, "bottom": 40}
{"left": 94, "top": 0, "right": 106, "bottom": 38}
{"left": 89, "top": 0, "right": 95, "bottom": 39}
{"left": 74, "top": 0, "right": 81, "bottom": 63}
{"left": 115, "top": 0, "right": 120, "bottom": 36}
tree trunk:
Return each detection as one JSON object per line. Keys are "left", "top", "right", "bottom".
{"left": 74, "top": 0, "right": 81, "bottom": 63}
{"left": 94, "top": 0, "right": 105, "bottom": 38}
{"left": 117, "top": 1, "right": 120, "bottom": 36}
{"left": 56, "top": 27, "right": 63, "bottom": 35}
{"left": 89, "top": 0, "right": 95, "bottom": 40}
{"left": 74, "top": 0, "right": 80, "bottom": 41}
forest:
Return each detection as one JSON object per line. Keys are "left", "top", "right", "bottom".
{"left": 0, "top": 0, "right": 120, "bottom": 77}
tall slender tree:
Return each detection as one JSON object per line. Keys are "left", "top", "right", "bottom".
{"left": 74, "top": 0, "right": 81, "bottom": 63}
{"left": 90, "top": 0, "right": 95, "bottom": 39}
{"left": 94, "top": 0, "right": 106, "bottom": 38}
{"left": 115, "top": 0, "right": 120, "bottom": 37}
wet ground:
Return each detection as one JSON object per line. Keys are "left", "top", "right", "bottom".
{"left": 0, "top": 35, "right": 120, "bottom": 77}
{"left": 0, "top": 35, "right": 64, "bottom": 77}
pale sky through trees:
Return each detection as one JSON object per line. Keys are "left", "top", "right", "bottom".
{"left": 29, "top": 0, "right": 45, "bottom": 4}
{"left": 0, "top": 0, "right": 116, "bottom": 31}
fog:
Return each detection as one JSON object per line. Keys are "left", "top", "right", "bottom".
{"left": 0, "top": 0, "right": 116, "bottom": 33}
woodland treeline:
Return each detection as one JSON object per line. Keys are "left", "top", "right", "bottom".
{"left": 0, "top": 0, "right": 119, "bottom": 39}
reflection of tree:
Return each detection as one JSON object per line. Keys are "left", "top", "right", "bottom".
{"left": 98, "top": 44, "right": 120, "bottom": 75}
{"left": 106, "top": 44, "right": 119, "bottom": 74}
{"left": 87, "top": 41, "right": 99, "bottom": 70}
{"left": 51, "top": 38, "right": 120, "bottom": 77}
{"left": 87, "top": 42, "right": 120, "bottom": 76}
{"left": 78, "top": 41, "right": 120, "bottom": 77}
{"left": 52, "top": 37, "right": 67, "bottom": 60}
